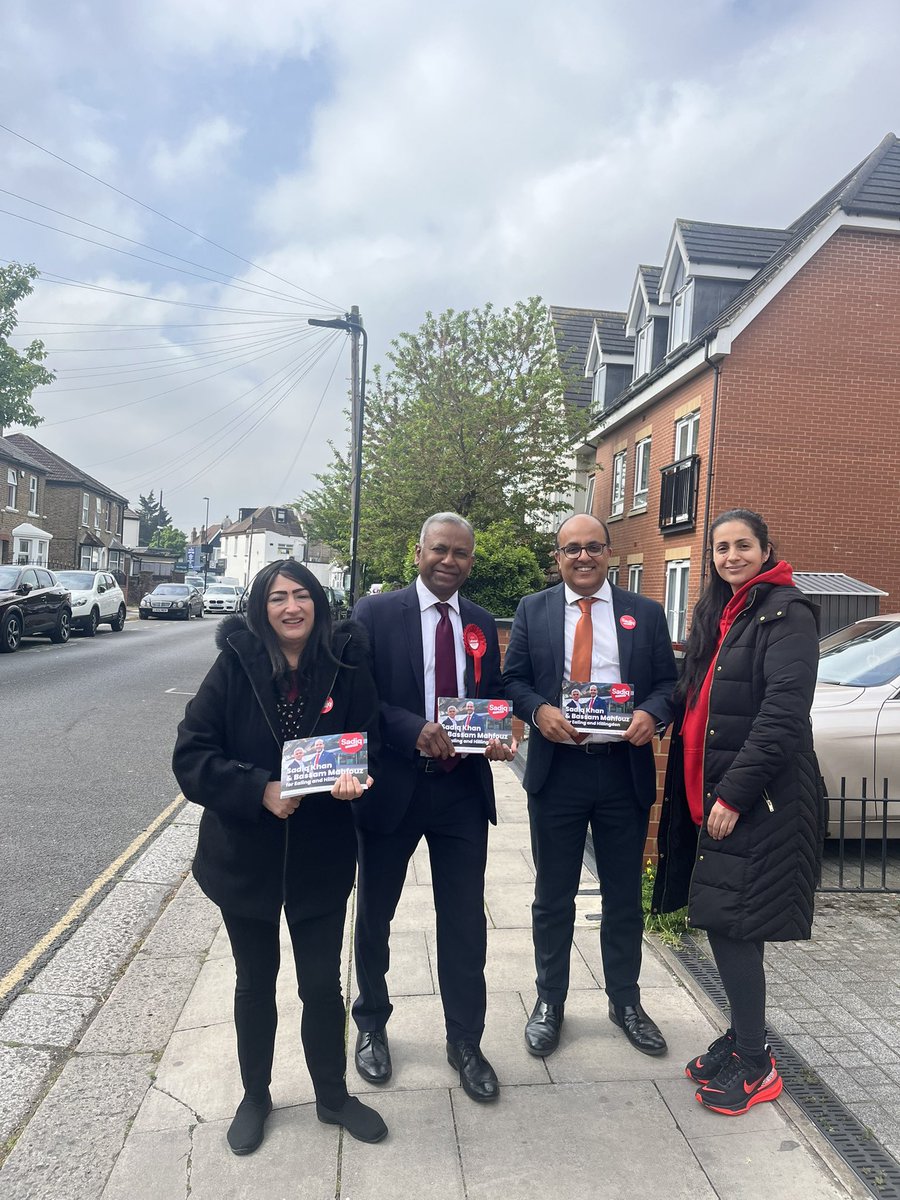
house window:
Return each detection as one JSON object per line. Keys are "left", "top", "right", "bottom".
{"left": 591, "top": 366, "right": 607, "bottom": 414}
{"left": 628, "top": 564, "right": 643, "bottom": 594}
{"left": 82, "top": 492, "right": 90, "bottom": 525}
{"left": 275, "top": 508, "right": 287, "bottom": 524}
{"left": 665, "top": 560, "right": 691, "bottom": 643}
{"left": 7, "top": 468, "right": 18, "bottom": 509}
{"left": 106, "top": 501, "right": 112, "bottom": 531}
{"left": 15, "top": 538, "right": 31, "bottom": 564}
{"left": 80, "top": 544, "right": 96, "bottom": 569}
{"left": 668, "top": 281, "right": 694, "bottom": 351}
{"left": 674, "top": 411, "right": 700, "bottom": 460}
{"left": 94, "top": 498, "right": 102, "bottom": 529}
{"left": 28, "top": 475, "right": 38, "bottom": 514}
{"left": 610, "top": 451, "right": 627, "bottom": 516}
{"left": 583, "top": 474, "right": 595, "bottom": 516}
{"left": 276, "top": 543, "right": 293, "bottom": 557}
{"left": 608, "top": 565, "right": 620, "bottom": 586}
{"left": 634, "top": 325, "right": 652, "bottom": 380}
{"left": 633, "top": 438, "right": 651, "bottom": 508}
{"left": 108, "top": 551, "right": 122, "bottom": 572}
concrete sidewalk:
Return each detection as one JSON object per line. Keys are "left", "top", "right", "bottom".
{"left": 0, "top": 765, "right": 866, "bottom": 1199}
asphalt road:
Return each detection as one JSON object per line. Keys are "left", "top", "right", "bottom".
{"left": 0, "top": 610, "right": 224, "bottom": 986}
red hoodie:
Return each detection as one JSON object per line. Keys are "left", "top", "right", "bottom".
{"left": 680, "top": 560, "right": 795, "bottom": 826}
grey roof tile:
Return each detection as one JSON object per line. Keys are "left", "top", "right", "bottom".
{"left": 549, "top": 306, "right": 609, "bottom": 408}
{"left": 678, "top": 220, "right": 789, "bottom": 268}
{"left": 5, "top": 434, "right": 128, "bottom": 504}
{"left": 638, "top": 265, "right": 662, "bottom": 304}
{"left": 0, "top": 434, "right": 46, "bottom": 473}
{"left": 592, "top": 311, "right": 633, "bottom": 357}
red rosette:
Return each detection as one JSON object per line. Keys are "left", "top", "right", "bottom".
{"left": 463, "top": 623, "right": 487, "bottom": 694}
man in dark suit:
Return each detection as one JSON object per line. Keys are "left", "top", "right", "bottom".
{"left": 351, "top": 513, "right": 514, "bottom": 1103}
{"left": 503, "top": 513, "right": 677, "bottom": 1060}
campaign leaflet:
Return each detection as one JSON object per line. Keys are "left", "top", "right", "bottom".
{"left": 437, "top": 697, "right": 513, "bottom": 751}
{"left": 561, "top": 681, "right": 634, "bottom": 734}
{"left": 280, "top": 731, "right": 368, "bottom": 798}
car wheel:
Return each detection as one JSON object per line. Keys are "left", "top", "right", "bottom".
{"left": 0, "top": 611, "right": 22, "bottom": 653}
{"left": 197, "top": 606, "right": 204, "bottom": 618}
{"left": 110, "top": 605, "right": 126, "bottom": 631}
{"left": 50, "top": 609, "right": 71, "bottom": 644}
{"left": 85, "top": 607, "right": 99, "bottom": 637}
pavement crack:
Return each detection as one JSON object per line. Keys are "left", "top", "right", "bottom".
{"left": 448, "top": 1088, "right": 470, "bottom": 1197}
{"left": 153, "top": 1083, "right": 204, "bottom": 1124}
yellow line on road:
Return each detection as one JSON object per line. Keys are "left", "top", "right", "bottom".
{"left": 0, "top": 793, "right": 186, "bottom": 1002}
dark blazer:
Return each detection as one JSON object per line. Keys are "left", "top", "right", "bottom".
{"left": 351, "top": 583, "right": 503, "bottom": 834}
{"left": 652, "top": 584, "right": 825, "bottom": 941}
{"left": 172, "top": 616, "right": 379, "bottom": 922}
{"left": 503, "top": 583, "right": 677, "bottom": 804}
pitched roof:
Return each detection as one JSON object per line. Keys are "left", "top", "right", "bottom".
{"left": 591, "top": 311, "right": 633, "bottom": 358}
{"left": 5, "top": 434, "right": 128, "bottom": 504}
{"left": 0, "top": 434, "right": 46, "bottom": 473}
{"left": 549, "top": 306, "right": 610, "bottom": 408}
{"left": 638, "top": 265, "right": 662, "bottom": 305}
{"left": 677, "top": 220, "right": 790, "bottom": 268}
{"left": 220, "top": 506, "right": 304, "bottom": 536}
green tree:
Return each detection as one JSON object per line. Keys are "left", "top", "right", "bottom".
{"left": 301, "top": 298, "right": 584, "bottom": 584}
{"left": 150, "top": 525, "right": 187, "bottom": 556}
{"left": 0, "top": 263, "right": 54, "bottom": 430}
{"left": 138, "top": 491, "right": 171, "bottom": 544}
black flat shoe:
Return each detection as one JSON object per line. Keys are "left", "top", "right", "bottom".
{"left": 608, "top": 1001, "right": 668, "bottom": 1057}
{"left": 524, "top": 999, "right": 564, "bottom": 1057}
{"left": 446, "top": 1040, "right": 500, "bottom": 1102}
{"left": 354, "top": 1028, "right": 392, "bottom": 1084}
{"left": 227, "top": 1092, "right": 273, "bottom": 1155}
{"left": 317, "top": 1096, "right": 388, "bottom": 1143}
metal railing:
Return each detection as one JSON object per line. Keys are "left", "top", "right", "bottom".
{"left": 658, "top": 454, "right": 700, "bottom": 531}
{"left": 819, "top": 778, "right": 900, "bottom": 893}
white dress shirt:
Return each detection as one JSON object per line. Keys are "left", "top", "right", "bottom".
{"left": 417, "top": 576, "right": 466, "bottom": 722}
{"left": 562, "top": 579, "right": 622, "bottom": 744}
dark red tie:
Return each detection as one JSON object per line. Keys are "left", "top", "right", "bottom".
{"left": 434, "top": 602, "right": 459, "bottom": 771}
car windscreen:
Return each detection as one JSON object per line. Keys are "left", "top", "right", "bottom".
{"left": 0, "top": 567, "right": 21, "bottom": 589}
{"left": 55, "top": 572, "right": 95, "bottom": 588}
{"left": 818, "top": 621, "right": 900, "bottom": 687}
{"left": 205, "top": 587, "right": 235, "bottom": 595}
{"left": 153, "top": 585, "right": 189, "bottom": 596}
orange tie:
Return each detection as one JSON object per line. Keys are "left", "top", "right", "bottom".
{"left": 570, "top": 597, "right": 595, "bottom": 682}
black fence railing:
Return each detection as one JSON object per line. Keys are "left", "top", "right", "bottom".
{"left": 658, "top": 454, "right": 700, "bottom": 532}
{"left": 819, "top": 778, "right": 900, "bottom": 893}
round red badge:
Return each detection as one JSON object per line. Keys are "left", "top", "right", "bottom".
{"left": 619, "top": 614, "right": 636, "bottom": 630}
{"left": 339, "top": 732, "right": 364, "bottom": 755}
{"left": 321, "top": 696, "right": 334, "bottom": 714}
{"left": 610, "top": 683, "right": 632, "bottom": 704}
{"left": 487, "top": 699, "right": 510, "bottom": 720}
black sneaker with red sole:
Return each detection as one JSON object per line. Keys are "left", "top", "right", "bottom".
{"left": 695, "top": 1051, "right": 783, "bottom": 1115}
{"left": 685, "top": 1029, "right": 775, "bottom": 1085}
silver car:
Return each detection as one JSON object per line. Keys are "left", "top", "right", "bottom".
{"left": 812, "top": 614, "right": 900, "bottom": 838}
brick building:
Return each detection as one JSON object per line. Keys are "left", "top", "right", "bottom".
{"left": 1, "top": 435, "right": 50, "bottom": 565}
{"left": 561, "top": 132, "right": 900, "bottom": 631}
{"left": 5, "top": 434, "right": 130, "bottom": 573}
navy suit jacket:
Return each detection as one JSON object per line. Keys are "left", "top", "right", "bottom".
{"left": 502, "top": 583, "right": 677, "bottom": 805}
{"left": 352, "top": 584, "right": 503, "bottom": 833}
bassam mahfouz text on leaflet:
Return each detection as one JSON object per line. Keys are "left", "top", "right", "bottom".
{"left": 437, "top": 697, "right": 513, "bottom": 751}
{"left": 560, "top": 681, "right": 634, "bottom": 734}
{"left": 280, "top": 732, "right": 368, "bottom": 797}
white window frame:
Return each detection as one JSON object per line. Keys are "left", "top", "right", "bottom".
{"left": 665, "top": 560, "right": 691, "bottom": 643}
{"left": 80, "top": 544, "right": 94, "bottom": 569}
{"left": 82, "top": 492, "right": 90, "bottom": 525}
{"left": 28, "top": 475, "right": 38, "bottom": 515}
{"left": 628, "top": 563, "right": 643, "bottom": 594}
{"left": 674, "top": 411, "right": 700, "bottom": 460}
{"left": 7, "top": 468, "right": 18, "bottom": 510}
{"left": 634, "top": 324, "right": 652, "bottom": 379}
{"left": 607, "top": 565, "right": 620, "bottom": 586}
{"left": 633, "top": 437, "right": 651, "bottom": 508}
{"left": 610, "top": 450, "right": 627, "bottom": 517}
{"left": 591, "top": 366, "right": 607, "bottom": 412}
{"left": 583, "top": 473, "right": 595, "bottom": 516}
{"left": 94, "top": 497, "right": 102, "bottom": 529}
{"left": 668, "top": 280, "right": 694, "bottom": 351}
{"left": 15, "top": 538, "right": 31, "bottom": 565}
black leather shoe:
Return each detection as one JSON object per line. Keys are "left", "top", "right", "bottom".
{"left": 524, "top": 999, "right": 564, "bottom": 1057}
{"left": 446, "top": 1040, "right": 500, "bottom": 1102}
{"left": 355, "top": 1029, "right": 392, "bottom": 1083}
{"left": 317, "top": 1095, "right": 388, "bottom": 1143}
{"left": 608, "top": 1001, "right": 668, "bottom": 1057}
{"left": 227, "top": 1092, "right": 273, "bottom": 1155}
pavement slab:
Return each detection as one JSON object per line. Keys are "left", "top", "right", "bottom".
{"left": 76, "top": 952, "right": 204, "bottom": 1055}
{"left": 122, "top": 823, "right": 199, "bottom": 887}
{"left": 99, "top": 1127, "right": 191, "bottom": 1200}
{"left": 0, "top": 992, "right": 96, "bottom": 1049}
{"left": 690, "top": 1127, "right": 851, "bottom": 1200}
{"left": 0, "top": 1043, "right": 60, "bottom": 1146}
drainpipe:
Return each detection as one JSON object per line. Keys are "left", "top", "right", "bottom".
{"left": 699, "top": 340, "right": 721, "bottom": 583}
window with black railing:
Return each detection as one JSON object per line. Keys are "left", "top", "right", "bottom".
{"left": 658, "top": 454, "right": 700, "bottom": 531}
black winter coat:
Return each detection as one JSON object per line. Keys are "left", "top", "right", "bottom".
{"left": 652, "top": 583, "right": 825, "bottom": 941}
{"left": 172, "top": 616, "right": 379, "bottom": 923}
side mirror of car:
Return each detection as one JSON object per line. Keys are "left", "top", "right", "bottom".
{"left": 17, "top": 583, "right": 32, "bottom": 595}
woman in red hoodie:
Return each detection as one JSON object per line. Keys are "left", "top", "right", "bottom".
{"left": 652, "top": 509, "right": 823, "bottom": 1116}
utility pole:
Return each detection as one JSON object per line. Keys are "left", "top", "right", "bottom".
{"left": 201, "top": 495, "right": 210, "bottom": 590}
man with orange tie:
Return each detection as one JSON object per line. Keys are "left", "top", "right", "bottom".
{"left": 503, "top": 513, "right": 676, "bottom": 1060}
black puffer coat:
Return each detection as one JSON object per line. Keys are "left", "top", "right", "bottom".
{"left": 652, "top": 584, "right": 825, "bottom": 941}
{"left": 172, "top": 616, "right": 378, "bottom": 923}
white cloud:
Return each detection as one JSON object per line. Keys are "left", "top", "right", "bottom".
{"left": 149, "top": 117, "right": 244, "bottom": 186}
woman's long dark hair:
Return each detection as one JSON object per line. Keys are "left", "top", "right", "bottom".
{"left": 245, "top": 559, "right": 340, "bottom": 691}
{"left": 677, "top": 509, "right": 776, "bottom": 704}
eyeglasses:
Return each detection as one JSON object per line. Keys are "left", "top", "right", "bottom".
{"left": 557, "top": 542, "right": 609, "bottom": 559}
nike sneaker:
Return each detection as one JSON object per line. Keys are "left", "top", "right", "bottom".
{"left": 695, "top": 1051, "right": 783, "bottom": 1115}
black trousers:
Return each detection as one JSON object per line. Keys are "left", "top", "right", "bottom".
{"left": 352, "top": 761, "right": 489, "bottom": 1044}
{"left": 707, "top": 930, "right": 767, "bottom": 1059}
{"left": 222, "top": 905, "right": 349, "bottom": 1110}
{"left": 528, "top": 744, "right": 649, "bottom": 1007}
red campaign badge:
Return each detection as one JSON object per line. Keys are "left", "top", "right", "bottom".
{"left": 610, "top": 683, "right": 632, "bottom": 704}
{"left": 321, "top": 696, "right": 334, "bottom": 714}
{"left": 619, "top": 614, "right": 637, "bottom": 630}
{"left": 463, "top": 624, "right": 487, "bottom": 694}
{"left": 339, "top": 732, "right": 364, "bottom": 755}
{"left": 487, "top": 699, "right": 510, "bottom": 721}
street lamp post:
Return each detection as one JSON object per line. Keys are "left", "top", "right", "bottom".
{"left": 308, "top": 307, "right": 367, "bottom": 608}
{"left": 201, "top": 495, "right": 210, "bottom": 590}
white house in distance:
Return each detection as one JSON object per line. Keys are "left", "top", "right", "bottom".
{"left": 219, "top": 505, "right": 323, "bottom": 587}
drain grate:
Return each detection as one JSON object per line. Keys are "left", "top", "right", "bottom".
{"left": 673, "top": 934, "right": 900, "bottom": 1199}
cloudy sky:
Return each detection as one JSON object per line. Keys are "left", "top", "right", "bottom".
{"left": 1, "top": 0, "right": 898, "bottom": 532}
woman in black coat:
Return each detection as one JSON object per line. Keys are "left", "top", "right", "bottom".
{"left": 652, "top": 510, "right": 823, "bottom": 1116}
{"left": 172, "top": 559, "right": 387, "bottom": 1154}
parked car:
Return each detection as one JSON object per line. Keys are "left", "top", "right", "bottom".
{"left": 812, "top": 614, "right": 900, "bottom": 838}
{"left": 55, "top": 570, "right": 127, "bottom": 636}
{"left": 323, "top": 585, "right": 349, "bottom": 619}
{"left": 0, "top": 565, "right": 72, "bottom": 652}
{"left": 202, "top": 583, "right": 243, "bottom": 615}
{"left": 138, "top": 583, "right": 204, "bottom": 621}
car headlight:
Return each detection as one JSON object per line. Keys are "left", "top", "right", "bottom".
{"left": 72, "top": 598, "right": 87, "bottom": 607}
{"left": 140, "top": 598, "right": 150, "bottom": 607}
{"left": 173, "top": 601, "right": 184, "bottom": 608}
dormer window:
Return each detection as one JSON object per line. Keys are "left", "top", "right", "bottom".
{"left": 634, "top": 325, "right": 653, "bottom": 380}
{"left": 591, "top": 367, "right": 606, "bottom": 414}
{"left": 275, "top": 507, "right": 287, "bottom": 524}
{"left": 668, "top": 281, "right": 694, "bottom": 352}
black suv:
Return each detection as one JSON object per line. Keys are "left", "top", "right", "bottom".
{"left": 0, "top": 565, "right": 72, "bottom": 653}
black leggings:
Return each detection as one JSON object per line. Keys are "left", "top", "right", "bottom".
{"left": 706, "top": 931, "right": 767, "bottom": 1060}
{"left": 222, "top": 906, "right": 349, "bottom": 1110}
